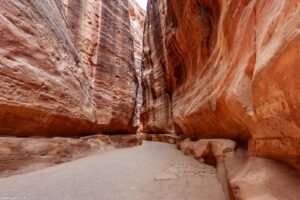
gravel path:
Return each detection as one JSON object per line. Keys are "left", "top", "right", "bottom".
{"left": 0, "top": 141, "right": 226, "bottom": 200}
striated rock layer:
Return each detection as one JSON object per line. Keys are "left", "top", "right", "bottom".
{"left": 63, "top": 0, "right": 139, "bottom": 134}
{"left": 128, "top": 0, "right": 145, "bottom": 128}
{"left": 140, "top": 0, "right": 180, "bottom": 135}
{"left": 0, "top": 0, "right": 142, "bottom": 136}
{"left": 0, "top": 0, "right": 95, "bottom": 137}
{"left": 142, "top": 0, "right": 300, "bottom": 169}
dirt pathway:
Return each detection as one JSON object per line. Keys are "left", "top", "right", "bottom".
{"left": 0, "top": 141, "right": 226, "bottom": 200}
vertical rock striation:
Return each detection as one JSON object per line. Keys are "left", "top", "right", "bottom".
{"left": 0, "top": 0, "right": 142, "bottom": 136}
{"left": 140, "top": 0, "right": 179, "bottom": 135}
{"left": 128, "top": 0, "right": 145, "bottom": 128}
{"left": 142, "top": 0, "right": 300, "bottom": 170}
{"left": 0, "top": 0, "right": 95, "bottom": 137}
{"left": 63, "top": 0, "right": 138, "bottom": 134}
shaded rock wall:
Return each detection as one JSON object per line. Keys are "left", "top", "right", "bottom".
{"left": 142, "top": 0, "right": 300, "bottom": 169}
{"left": 0, "top": 0, "right": 142, "bottom": 136}
{"left": 128, "top": 0, "right": 145, "bottom": 128}
{"left": 63, "top": 0, "right": 138, "bottom": 134}
{"left": 140, "top": 0, "right": 179, "bottom": 135}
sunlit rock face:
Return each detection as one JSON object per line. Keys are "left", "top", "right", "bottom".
{"left": 0, "top": 0, "right": 141, "bottom": 136}
{"left": 63, "top": 0, "right": 138, "bottom": 134}
{"left": 142, "top": 0, "right": 300, "bottom": 169}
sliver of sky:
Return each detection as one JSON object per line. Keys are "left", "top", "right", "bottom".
{"left": 136, "top": 0, "right": 148, "bottom": 10}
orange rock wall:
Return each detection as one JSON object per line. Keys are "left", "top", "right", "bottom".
{"left": 142, "top": 0, "right": 300, "bottom": 169}
{"left": 0, "top": 0, "right": 142, "bottom": 136}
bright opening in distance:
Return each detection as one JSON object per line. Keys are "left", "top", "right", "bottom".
{"left": 136, "top": 0, "right": 148, "bottom": 10}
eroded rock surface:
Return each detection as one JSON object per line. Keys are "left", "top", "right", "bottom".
{"left": 141, "top": 0, "right": 300, "bottom": 169}
{"left": 128, "top": 0, "right": 145, "bottom": 127}
{"left": 0, "top": 0, "right": 143, "bottom": 136}
{"left": 63, "top": 0, "right": 139, "bottom": 134}
{"left": 140, "top": 0, "right": 179, "bottom": 135}
{"left": 0, "top": 0, "right": 95, "bottom": 137}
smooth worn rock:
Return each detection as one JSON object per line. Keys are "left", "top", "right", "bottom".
{"left": 141, "top": 0, "right": 300, "bottom": 169}
{"left": 0, "top": 135, "right": 114, "bottom": 178}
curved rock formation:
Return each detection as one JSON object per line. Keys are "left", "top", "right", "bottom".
{"left": 142, "top": 0, "right": 300, "bottom": 169}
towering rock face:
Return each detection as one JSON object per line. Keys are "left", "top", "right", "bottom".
{"left": 142, "top": 0, "right": 300, "bottom": 169}
{"left": 0, "top": 0, "right": 140, "bottom": 136}
{"left": 63, "top": 0, "right": 138, "bottom": 134}
{"left": 128, "top": 0, "right": 145, "bottom": 128}
{"left": 0, "top": 0, "right": 95, "bottom": 137}
{"left": 140, "top": 0, "right": 179, "bottom": 135}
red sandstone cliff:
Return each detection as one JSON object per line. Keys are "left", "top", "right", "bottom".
{"left": 0, "top": 0, "right": 141, "bottom": 136}
{"left": 142, "top": 0, "right": 300, "bottom": 170}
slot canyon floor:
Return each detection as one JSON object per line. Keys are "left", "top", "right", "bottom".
{"left": 0, "top": 141, "right": 226, "bottom": 200}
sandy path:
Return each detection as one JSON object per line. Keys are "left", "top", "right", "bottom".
{"left": 0, "top": 141, "right": 226, "bottom": 200}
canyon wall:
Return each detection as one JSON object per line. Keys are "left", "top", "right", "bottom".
{"left": 142, "top": 0, "right": 300, "bottom": 170}
{"left": 0, "top": 0, "right": 95, "bottom": 137}
{"left": 63, "top": 0, "right": 139, "bottom": 134}
{"left": 128, "top": 0, "right": 145, "bottom": 128}
{"left": 0, "top": 0, "right": 141, "bottom": 136}
{"left": 140, "top": 0, "right": 179, "bottom": 135}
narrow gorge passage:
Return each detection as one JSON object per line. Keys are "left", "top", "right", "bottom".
{"left": 0, "top": 0, "right": 300, "bottom": 199}
{"left": 0, "top": 142, "right": 226, "bottom": 200}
